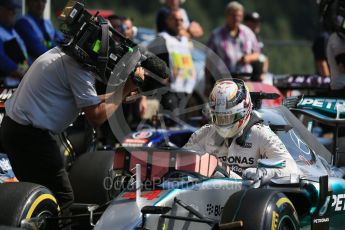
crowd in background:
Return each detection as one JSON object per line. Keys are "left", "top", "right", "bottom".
{"left": 0, "top": 0, "right": 269, "bottom": 88}
{"left": 0, "top": 0, "right": 62, "bottom": 87}
{"left": 1, "top": 0, "right": 344, "bottom": 219}
{"left": 0, "top": 0, "right": 343, "bottom": 144}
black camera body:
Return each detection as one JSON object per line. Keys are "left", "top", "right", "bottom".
{"left": 59, "top": 2, "right": 90, "bottom": 37}
{"left": 60, "top": 1, "right": 98, "bottom": 62}
{"left": 58, "top": 0, "right": 169, "bottom": 93}
{"left": 59, "top": 1, "right": 138, "bottom": 84}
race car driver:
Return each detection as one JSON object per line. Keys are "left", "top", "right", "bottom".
{"left": 184, "top": 79, "right": 301, "bottom": 180}
{"left": 0, "top": 22, "right": 145, "bottom": 216}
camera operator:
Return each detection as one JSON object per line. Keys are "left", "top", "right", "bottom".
{"left": 0, "top": 4, "right": 146, "bottom": 215}
{"left": 320, "top": 0, "right": 345, "bottom": 97}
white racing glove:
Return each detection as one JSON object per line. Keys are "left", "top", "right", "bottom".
{"left": 330, "top": 166, "right": 345, "bottom": 178}
{"left": 242, "top": 168, "right": 267, "bottom": 181}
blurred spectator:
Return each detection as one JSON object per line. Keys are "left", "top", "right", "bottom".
{"left": 121, "top": 17, "right": 135, "bottom": 40}
{"left": 244, "top": 11, "right": 269, "bottom": 82}
{"left": 108, "top": 14, "right": 123, "bottom": 34}
{"left": 111, "top": 15, "right": 147, "bottom": 118}
{"left": 326, "top": 32, "right": 345, "bottom": 97}
{"left": 149, "top": 9, "right": 197, "bottom": 114}
{"left": 0, "top": 0, "right": 30, "bottom": 87}
{"left": 119, "top": 16, "right": 147, "bottom": 121}
{"left": 15, "top": 0, "right": 63, "bottom": 60}
{"left": 120, "top": 16, "right": 147, "bottom": 119}
{"left": 108, "top": 15, "right": 139, "bottom": 42}
{"left": 96, "top": 15, "right": 147, "bottom": 146}
{"left": 205, "top": 1, "right": 260, "bottom": 93}
{"left": 156, "top": 0, "right": 203, "bottom": 39}
{"left": 244, "top": 12, "right": 261, "bottom": 40}
{"left": 312, "top": 29, "right": 331, "bottom": 77}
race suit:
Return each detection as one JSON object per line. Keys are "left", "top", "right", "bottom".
{"left": 184, "top": 123, "right": 301, "bottom": 178}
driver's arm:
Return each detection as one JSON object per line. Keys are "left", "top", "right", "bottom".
{"left": 183, "top": 125, "right": 213, "bottom": 153}
{"left": 257, "top": 125, "right": 301, "bottom": 178}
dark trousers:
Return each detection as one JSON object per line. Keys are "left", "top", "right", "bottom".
{"left": 0, "top": 116, "right": 74, "bottom": 212}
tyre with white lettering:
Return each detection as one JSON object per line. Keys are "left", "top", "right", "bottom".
{"left": 0, "top": 182, "right": 59, "bottom": 228}
{"left": 220, "top": 189, "right": 299, "bottom": 230}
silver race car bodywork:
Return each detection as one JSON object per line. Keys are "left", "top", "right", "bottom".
{"left": 94, "top": 106, "right": 345, "bottom": 230}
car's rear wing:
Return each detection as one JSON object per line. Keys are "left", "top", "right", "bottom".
{"left": 284, "top": 96, "right": 345, "bottom": 166}
{"left": 274, "top": 74, "right": 330, "bottom": 91}
{"left": 284, "top": 96, "right": 345, "bottom": 125}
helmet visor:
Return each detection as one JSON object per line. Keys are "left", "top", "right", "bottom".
{"left": 210, "top": 110, "right": 246, "bottom": 126}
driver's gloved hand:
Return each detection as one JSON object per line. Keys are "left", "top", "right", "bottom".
{"left": 330, "top": 166, "right": 345, "bottom": 178}
{"left": 242, "top": 168, "right": 267, "bottom": 181}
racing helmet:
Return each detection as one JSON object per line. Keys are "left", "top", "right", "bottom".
{"left": 209, "top": 79, "right": 252, "bottom": 138}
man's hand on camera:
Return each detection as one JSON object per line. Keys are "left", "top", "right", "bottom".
{"left": 124, "top": 67, "right": 145, "bottom": 96}
{"left": 139, "top": 96, "right": 147, "bottom": 118}
{"left": 131, "top": 67, "right": 145, "bottom": 89}
{"left": 134, "top": 67, "right": 145, "bottom": 81}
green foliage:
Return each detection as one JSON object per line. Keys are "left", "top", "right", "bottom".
{"left": 51, "top": 0, "right": 321, "bottom": 74}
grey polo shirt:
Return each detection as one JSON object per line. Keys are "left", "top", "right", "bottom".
{"left": 5, "top": 47, "right": 101, "bottom": 134}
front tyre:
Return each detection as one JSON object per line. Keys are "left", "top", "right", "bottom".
{"left": 220, "top": 189, "right": 299, "bottom": 230}
{"left": 0, "top": 182, "right": 59, "bottom": 228}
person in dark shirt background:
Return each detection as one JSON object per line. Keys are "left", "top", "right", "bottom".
{"left": 0, "top": 0, "right": 30, "bottom": 87}
{"left": 15, "top": 0, "right": 63, "bottom": 60}
{"left": 244, "top": 11, "right": 269, "bottom": 82}
{"left": 156, "top": 0, "right": 203, "bottom": 39}
{"left": 312, "top": 29, "right": 331, "bottom": 77}
{"left": 149, "top": 9, "right": 197, "bottom": 114}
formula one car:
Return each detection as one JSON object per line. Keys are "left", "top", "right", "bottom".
{"left": 90, "top": 104, "right": 345, "bottom": 230}
{"left": 0, "top": 100, "right": 344, "bottom": 230}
